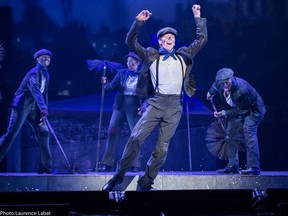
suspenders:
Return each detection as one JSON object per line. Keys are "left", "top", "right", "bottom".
{"left": 155, "top": 54, "right": 185, "bottom": 93}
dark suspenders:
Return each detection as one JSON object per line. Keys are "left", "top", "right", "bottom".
{"left": 155, "top": 56, "right": 160, "bottom": 92}
{"left": 155, "top": 54, "right": 185, "bottom": 93}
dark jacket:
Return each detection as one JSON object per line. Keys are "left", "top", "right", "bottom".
{"left": 208, "top": 77, "right": 266, "bottom": 118}
{"left": 11, "top": 64, "right": 49, "bottom": 110}
{"left": 125, "top": 17, "right": 208, "bottom": 99}
{"left": 104, "top": 68, "right": 140, "bottom": 110}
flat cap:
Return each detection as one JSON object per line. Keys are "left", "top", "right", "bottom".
{"left": 157, "top": 27, "right": 177, "bottom": 38}
{"left": 34, "top": 49, "right": 52, "bottom": 59}
{"left": 124, "top": 51, "right": 142, "bottom": 62}
{"left": 216, "top": 68, "right": 234, "bottom": 83}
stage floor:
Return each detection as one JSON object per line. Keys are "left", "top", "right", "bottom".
{"left": 1, "top": 171, "right": 288, "bottom": 216}
{"left": 1, "top": 171, "right": 288, "bottom": 192}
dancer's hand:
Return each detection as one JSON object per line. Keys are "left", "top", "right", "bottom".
{"left": 206, "top": 92, "right": 214, "bottom": 100}
{"left": 136, "top": 10, "right": 152, "bottom": 22}
{"left": 138, "top": 100, "right": 148, "bottom": 115}
{"left": 40, "top": 107, "right": 48, "bottom": 118}
{"left": 101, "top": 77, "right": 107, "bottom": 84}
{"left": 214, "top": 111, "right": 222, "bottom": 118}
{"left": 138, "top": 107, "right": 146, "bottom": 116}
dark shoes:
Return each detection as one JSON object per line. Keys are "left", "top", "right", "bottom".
{"left": 37, "top": 167, "right": 52, "bottom": 174}
{"left": 137, "top": 185, "right": 157, "bottom": 191}
{"left": 102, "top": 176, "right": 123, "bottom": 191}
{"left": 240, "top": 167, "right": 261, "bottom": 175}
{"left": 217, "top": 165, "right": 261, "bottom": 175}
{"left": 217, "top": 165, "right": 239, "bottom": 174}
{"left": 97, "top": 164, "right": 112, "bottom": 172}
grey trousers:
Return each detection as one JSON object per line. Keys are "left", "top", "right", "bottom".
{"left": 115, "top": 93, "right": 182, "bottom": 189}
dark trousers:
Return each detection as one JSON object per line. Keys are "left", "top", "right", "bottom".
{"left": 244, "top": 112, "right": 265, "bottom": 169}
{"left": 115, "top": 93, "right": 182, "bottom": 189}
{"left": 227, "top": 110, "right": 265, "bottom": 170}
{"left": 101, "top": 95, "right": 141, "bottom": 168}
{"left": 0, "top": 104, "right": 52, "bottom": 170}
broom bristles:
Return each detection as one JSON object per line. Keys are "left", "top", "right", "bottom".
{"left": 206, "top": 118, "right": 246, "bottom": 160}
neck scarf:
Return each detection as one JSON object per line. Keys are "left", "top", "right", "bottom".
{"left": 128, "top": 70, "right": 139, "bottom": 77}
{"left": 159, "top": 48, "right": 177, "bottom": 61}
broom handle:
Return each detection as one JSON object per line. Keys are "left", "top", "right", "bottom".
{"left": 44, "top": 117, "right": 72, "bottom": 173}
{"left": 209, "top": 98, "right": 218, "bottom": 113}
{"left": 95, "top": 64, "right": 106, "bottom": 172}
{"left": 209, "top": 98, "right": 226, "bottom": 131}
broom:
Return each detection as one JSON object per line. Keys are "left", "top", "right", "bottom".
{"left": 205, "top": 98, "right": 246, "bottom": 160}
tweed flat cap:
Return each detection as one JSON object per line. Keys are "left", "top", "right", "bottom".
{"left": 157, "top": 27, "right": 177, "bottom": 38}
{"left": 216, "top": 68, "right": 234, "bottom": 83}
{"left": 34, "top": 49, "right": 52, "bottom": 59}
{"left": 124, "top": 52, "right": 142, "bottom": 62}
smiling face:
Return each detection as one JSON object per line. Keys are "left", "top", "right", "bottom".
{"left": 219, "top": 78, "right": 232, "bottom": 92}
{"left": 37, "top": 55, "right": 51, "bottom": 68}
{"left": 127, "top": 57, "right": 140, "bottom": 72}
{"left": 158, "top": 33, "right": 176, "bottom": 52}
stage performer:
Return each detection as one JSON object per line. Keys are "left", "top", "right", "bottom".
{"left": 207, "top": 68, "right": 266, "bottom": 175}
{"left": 102, "top": 4, "right": 207, "bottom": 191}
{"left": 98, "top": 52, "right": 144, "bottom": 172}
{"left": 0, "top": 49, "right": 53, "bottom": 174}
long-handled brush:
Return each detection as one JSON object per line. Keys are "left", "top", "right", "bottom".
{"left": 205, "top": 98, "right": 245, "bottom": 160}
{"left": 44, "top": 118, "right": 73, "bottom": 173}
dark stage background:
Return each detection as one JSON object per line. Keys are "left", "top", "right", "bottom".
{"left": 0, "top": 0, "right": 287, "bottom": 172}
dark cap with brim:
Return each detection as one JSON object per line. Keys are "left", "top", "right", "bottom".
{"left": 34, "top": 49, "right": 52, "bottom": 59}
{"left": 157, "top": 27, "right": 177, "bottom": 38}
{"left": 124, "top": 52, "right": 142, "bottom": 62}
{"left": 216, "top": 68, "right": 234, "bottom": 83}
